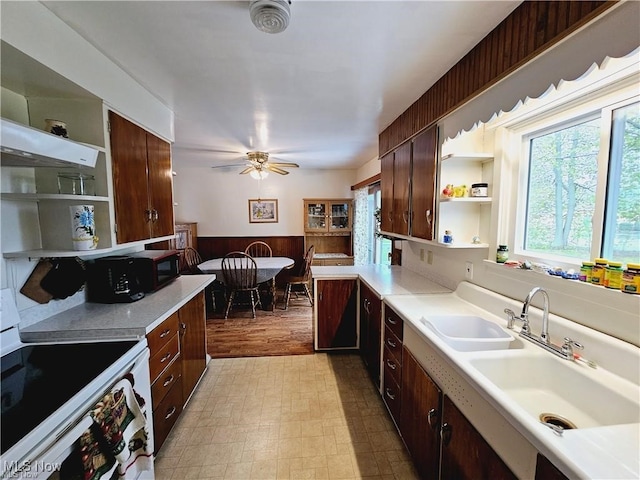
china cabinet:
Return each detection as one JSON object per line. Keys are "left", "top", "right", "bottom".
{"left": 303, "top": 199, "right": 353, "bottom": 266}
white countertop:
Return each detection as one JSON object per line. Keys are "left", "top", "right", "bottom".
{"left": 383, "top": 284, "right": 640, "bottom": 480}
{"left": 19, "top": 275, "right": 215, "bottom": 342}
{"left": 312, "top": 265, "right": 452, "bottom": 296}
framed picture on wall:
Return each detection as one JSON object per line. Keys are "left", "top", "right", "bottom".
{"left": 248, "top": 199, "right": 278, "bottom": 223}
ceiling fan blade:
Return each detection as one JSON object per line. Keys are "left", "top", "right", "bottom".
{"left": 239, "top": 166, "right": 255, "bottom": 175}
{"left": 266, "top": 165, "right": 290, "bottom": 175}
{"left": 211, "top": 162, "right": 247, "bottom": 169}
{"left": 269, "top": 162, "right": 299, "bottom": 168}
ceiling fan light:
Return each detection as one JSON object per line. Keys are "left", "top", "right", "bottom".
{"left": 250, "top": 169, "right": 269, "bottom": 180}
{"left": 249, "top": 0, "right": 291, "bottom": 34}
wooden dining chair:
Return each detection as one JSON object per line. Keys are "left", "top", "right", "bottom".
{"left": 221, "top": 251, "right": 262, "bottom": 318}
{"left": 281, "top": 245, "right": 315, "bottom": 310}
{"left": 183, "top": 247, "right": 225, "bottom": 313}
{"left": 245, "top": 241, "right": 275, "bottom": 309}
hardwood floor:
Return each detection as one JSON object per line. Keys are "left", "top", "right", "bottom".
{"left": 206, "top": 288, "right": 314, "bottom": 358}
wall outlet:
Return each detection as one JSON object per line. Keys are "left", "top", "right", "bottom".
{"left": 420, "top": 248, "right": 425, "bottom": 261}
{"left": 427, "top": 250, "right": 433, "bottom": 265}
{"left": 465, "top": 261, "right": 473, "bottom": 280}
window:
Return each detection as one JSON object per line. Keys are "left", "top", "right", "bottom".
{"left": 516, "top": 96, "right": 640, "bottom": 266}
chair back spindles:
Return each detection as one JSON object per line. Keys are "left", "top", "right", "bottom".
{"left": 245, "top": 241, "right": 273, "bottom": 258}
{"left": 221, "top": 251, "right": 262, "bottom": 318}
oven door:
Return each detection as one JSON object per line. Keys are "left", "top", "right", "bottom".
{"left": 1, "top": 342, "right": 153, "bottom": 480}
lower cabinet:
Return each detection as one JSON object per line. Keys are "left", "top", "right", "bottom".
{"left": 315, "top": 279, "right": 358, "bottom": 349}
{"left": 359, "top": 281, "right": 382, "bottom": 387}
{"left": 535, "top": 454, "right": 569, "bottom": 480}
{"left": 440, "top": 395, "right": 517, "bottom": 480}
{"left": 147, "top": 291, "right": 207, "bottom": 453}
{"left": 400, "top": 347, "right": 441, "bottom": 480}
{"left": 382, "top": 307, "right": 403, "bottom": 426}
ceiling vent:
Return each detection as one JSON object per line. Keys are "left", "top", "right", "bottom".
{"left": 249, "top": 0, "right": 291, "bottom": 34}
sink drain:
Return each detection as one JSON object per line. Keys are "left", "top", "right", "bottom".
{"left": 539, "top": 413, "right": 577, "bottom": 430}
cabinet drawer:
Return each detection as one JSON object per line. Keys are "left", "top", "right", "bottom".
{"left": 384, "top": 307, "right": 404, "bottom": 341}
{"left": 147, "top": 312, "right": 180, "bottom": 355}
{"left": 149, "top": 333, "right": 180, "bottom": 383}
{"left": 384, "top": 326, "right": 403, "bottom": 363}
{"left": 383, "top": 371, "right": 402, "bottom": 424}
{"left": 153, "top": 376, "right": 183, "bottom": 453}
{"left": 383, "top": 345, "right": 402, "bottom": 386}
{"left": 151, "top": 356, "right": 182, "bottom": 411}
{"left": 321, "top": 258, "right": 354, "bottom": 266}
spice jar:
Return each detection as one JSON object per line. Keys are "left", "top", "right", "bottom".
{"left": 591, "top": 258, "right": 608, "bottom": 286}
{"left": 579, "top": 261, "right": 594, "bottom": 283}
{"left": 604, "top": 261, "right": 623, "bottom": 289}
{"left": 621, "top": 263, "right": 640, "bottom": 294}
{"left": 470, "top": 183, "right": 488, "bottom": 197}
{"left": 496, "top": 245, "right": 509, "bottom": 263}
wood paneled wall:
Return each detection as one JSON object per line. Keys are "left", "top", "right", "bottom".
{"left": 379, "top": 1, "right": 616, "bottom": 155}
{"left": 198, "top": 235, "right": 306, "bottom": 266}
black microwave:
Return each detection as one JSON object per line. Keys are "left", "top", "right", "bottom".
{"left": 129, "top": 250, "right": 180, "bottom": 292}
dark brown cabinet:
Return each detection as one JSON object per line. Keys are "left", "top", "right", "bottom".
{"left": 440, "top": 395, "right": 517, "bottom": 480}
{"left": 410, "top": 125, "right": 438, "bottom": 240}
{"left": 359, "top": 282, "right": 382, "bottom": 387}
{"left": 535, "top": 454, "right": 569, "bottom": 480}
{"left": 382, "top": 306, "right": 403, "bottom": 427}
{"left": 315, "top": 279, "right": 358, "bottom": 349}
{"left": 109, "top": 110, "right": 174, "bottom": 244}
{"left": 179, "top": 291, "right": 206, "bottom": 402}
{"left": 401, "top": 347, "right": 441, "bottom": 480}
{"left": 380, "top": 124, "right": 438, "bottom": 241}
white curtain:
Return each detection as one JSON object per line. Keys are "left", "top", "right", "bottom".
{"left": 353, "top": 187, "right": 370, "bottom": 265}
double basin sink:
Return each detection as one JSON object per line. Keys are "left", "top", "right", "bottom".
{"left": 420, "top": 314, "right": 640, "bottom": 431}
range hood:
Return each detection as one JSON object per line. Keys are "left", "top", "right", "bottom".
{"left": 1, "top": 118, "right": 99, "bottom": 168}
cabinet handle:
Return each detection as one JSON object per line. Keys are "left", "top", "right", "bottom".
{"left": 319, "top": 292, "right": 323, "bottom": 302}
{"left": 160, "top": 351, "right": 172, "bottom": 363}
{"left": 402, "top": 211, "right": 409, "bottom": 223}
{"left": 181, "top": 322, "right": 187, "bottom": 331}
{"left": 364, "top": 299, "right": 370, "bottom": 314}
{"left": 164, "top": 406, "right": 177, "bottom": 420}
{"left": 145, "top": 209, "right": 153, "bottom": 222}
{"left": 387, "top": 211, "right": 393, "bottom": 221}
{"left": 387, "top": 316, "right": 397, "bottom": 325}
{"left": 427, "top": 408, "right": 439, "bottom": 430}
{"left": 440, "top": 423, "right": 452, "bottom": 446}
{"left": 386, "top": 338, "right": 397, "bottom": 348}
{"left": 386, "top": 359, "right": 396, "bottom": 370}
{"left": 426, "top": 210, "right": 432, "bottom": 226}
{"left": 162, "top": 374, "right": 175, "bottom": 387}
{"left": 385, "top": 388, "right": 396, "bottom": 401}
{"left": 159, "top": 329, "right": 171, "bottom": 338}
{"left": 152, "top": 209, "right": 159, "bottom": 222}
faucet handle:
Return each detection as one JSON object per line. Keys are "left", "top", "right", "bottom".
{"left": 504, "top": 308, "right": 517, "bottom": 329}
{"left": 562, "top": 337, "right": 584, "bottom": 357}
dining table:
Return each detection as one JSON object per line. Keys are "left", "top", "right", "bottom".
{"left": 198, "top": 256, "right": 295, "bottom": 311}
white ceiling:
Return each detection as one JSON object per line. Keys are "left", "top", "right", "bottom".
{"left": 42, "top": 1, "right": 520, "bottom": 170}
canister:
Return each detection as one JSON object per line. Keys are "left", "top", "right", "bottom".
{"left": 496, "top": 245, "right": 509, "bottom": 263}
{"left": 591, "top": 258, "right": 608, "bottom": 286}
{"left": 579, "top": 261, "right": 594, "bottom": 283}
{"left": 621, "top": 263, "right": 640, "bottom": 294}
{"left": 470, "top": 183, "right": 488, "bottom": 197}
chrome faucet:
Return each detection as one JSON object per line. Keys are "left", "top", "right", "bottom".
{"left": 522, "top": 287, "right": 550, "bottom": 343}
{"left": 504, "top": 287, "right": 584, "bottom": 361}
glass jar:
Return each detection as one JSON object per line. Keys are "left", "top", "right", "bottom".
{"left": 621, "top": 263, "right": 640, "bottom": 294}
{"left": 57, "top": 173, "right": 96, "bottom": 196}
{"left": 591, "top": 258, "right": 608, "bottom": 286}
{"left": 496, "top": 245, "right": 509, "bottom": 263}
{"left": 443, "top": 230, "right": 453, "bottom": 244}
{"left": 579, "top": 261, "right": 594, "bottom": 282}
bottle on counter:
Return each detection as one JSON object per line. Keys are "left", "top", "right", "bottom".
{"left": 591, "top": 258, "right": 608, "bottom": 286}
{"left": 443, "top": 230, "right": 453, "bottom": 244}
{"left": 579, "top": 261, "right": 594, "bottom": 283}
{"left": 621, "top": 263, "right": 640, "bottom": 294}
{"left": 496, "top": 245, "right": 509, "bottom": 263}
{"left": 604, "top": 261, "right": 623, "bottom": 289}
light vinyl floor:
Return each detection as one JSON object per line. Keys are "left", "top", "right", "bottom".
{"left": 154, "top": 354, "right": 419, "bottom": 479}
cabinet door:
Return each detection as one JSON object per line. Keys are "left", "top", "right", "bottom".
{"left": 410, "top": 125, "right": 437, "bottom": 240}
{"left": 179, "top": 291, "right": 207, "bottom": 403}
{"left": 441, "top": 395, "right": 517, "bottom": 480}
{"left": 146, "top": 132, "right": 174, "bottom": 239}
{"left": 359, "top": 282, "right": 381, "bottom": 387}
{"left": 316, "top": 279, "right": 357, "bottom": 349}
{"left": 329, "top": 201, "right": 351, "bottom": 232}
{"left": 305, "top": 201, "right": 328, "bottom": 232}
{"left": 109, "top": 111, "right": 151, "bottom": 244}
{"left": 392, "top": 142, "right": 411, "bottom": 236}
{"left": 401, "top": 347, "right": 441, "bottom": 480}
{"left": 535, "top": 454, "right": 568, "bottom": 480}
{"left": 380, "top": 152, "right": 394, "bottom": 233}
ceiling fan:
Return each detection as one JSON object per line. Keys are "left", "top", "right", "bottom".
{"left": 212, "top": 151, "right": 299, "bottom": 178}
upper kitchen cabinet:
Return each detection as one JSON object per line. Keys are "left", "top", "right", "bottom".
{"left": 380, "top": 125, "right": 438, "bottom": 240}
{"left": 304, "top": 199, "right": 354, "bottom": 266}
{"left": 109, "top": 111, "right": 174, "bottom": 244}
